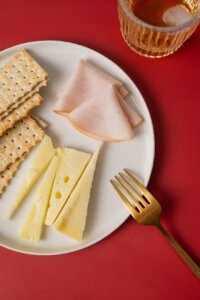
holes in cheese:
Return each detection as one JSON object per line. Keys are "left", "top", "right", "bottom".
{"left": 64, "top": 176, "right": 69, "bottom": 183}
{"left": 45, "top": 148, "right": 92, "bottom": 225}
{"left": 53, "top": 147, "right": 100, "bottom": 240}
{"left": 55, "top": 191, "right": 62, "bottom": 199}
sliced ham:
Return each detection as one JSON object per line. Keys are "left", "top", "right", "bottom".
{"left": 55, "top": 60, "right": 142, "bottom": 142}
{"left": 65, "top": 85, "right": 134, "bottom": 141}
{"left": 117, "top": 92, "right": 143, "bottom": 128}
{"left": 55, "top": 60, "right": 128, "bottom": 113}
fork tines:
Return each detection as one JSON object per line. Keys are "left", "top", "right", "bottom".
{"left": 110, "top": 169, "right": 151, "bottom": 215}
{"left": 111, "top": 170, "right": 200, "bottom": 279}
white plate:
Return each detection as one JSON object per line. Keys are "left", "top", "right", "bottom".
{"left": 0, "top": 41, "right": 155, "bottom": 255}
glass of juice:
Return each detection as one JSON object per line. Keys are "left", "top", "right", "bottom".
{"left": 118, "top": 0, "right": 200, "bottom": 57}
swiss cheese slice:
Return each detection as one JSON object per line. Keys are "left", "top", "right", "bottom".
{"left": 53, "top": 147, "right": 100, "bottom": 240}
{"left": 45, "top": 148, "right": 91, "bottom": 225}
{"left": 20, "top": 155, "right": 59, "bottom": 241}
{"left": 8, "top": 135, "right": 56, "bottom": 218}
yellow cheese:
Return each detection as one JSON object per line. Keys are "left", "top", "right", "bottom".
{"left": 45, "top": 148, "right": 91, "bottom": 225}
{"left": 20, "top": 155, "right": 59, "bottom": 242}
{"left": 8, "top": 135, "right": 56, "bottom": 218}
{"left": 53, "top": 147, "right": 100, "bottom": 240}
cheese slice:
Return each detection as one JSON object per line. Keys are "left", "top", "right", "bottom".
{"left": 20, "top": 155, "right": 59, "bottom": 242}
{"left": 45, "top": 148, "right": 91, "bottom": 225}
{"left": 8, "top": 135, "right": 56, "bottom": 218}
{"left": 53, "top": 147, "right": 100, "bottom": 240}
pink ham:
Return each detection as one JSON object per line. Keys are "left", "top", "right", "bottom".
{"left": 55, "top": 60, "right": 142, "bottom": 142}
{"left": 54, "top": 60, "right": 128, "bottom": 113}
{"left": 117, "top": 93, "right": 143, "bottom": 128}
{"left": 65, "top": 85, "right": 134, "bottom": 141}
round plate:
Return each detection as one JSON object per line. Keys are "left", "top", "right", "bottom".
{"left": 0, "top": 41, "right": 155, "bottom": 255}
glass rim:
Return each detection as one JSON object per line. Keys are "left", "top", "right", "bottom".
{"left": 119, "top": 0, "right": 200, "bottom": 32}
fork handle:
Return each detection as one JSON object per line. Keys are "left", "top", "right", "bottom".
{"left": 157, "top": 223, "right": 200, "bottom": 279}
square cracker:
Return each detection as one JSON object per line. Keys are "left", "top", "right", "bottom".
{"left": 0, "top": 94, "right": 43, "bottom": 136}
{"left": 0, "top": 80, "right": 45, "bottom": 121}
{"left": 0, "top": 115, "right": 45, "bottom": 173}
{"left": 0, "top": 49, "right": 48, "bottom": 115}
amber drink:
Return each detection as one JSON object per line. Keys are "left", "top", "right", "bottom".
{"left": 118, "top": 0, "right": 200, "bottom": 57}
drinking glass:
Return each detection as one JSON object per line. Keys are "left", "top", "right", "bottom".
{"left": 118, "top": 0, "right": 200, "bottom": 58}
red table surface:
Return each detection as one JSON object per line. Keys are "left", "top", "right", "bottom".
{"left": 0, "top": 1, "right": 200, "bottom": 299}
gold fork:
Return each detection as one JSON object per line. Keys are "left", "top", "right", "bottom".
{"left": 110, "top": 169, "right": 200, "bottom": 279}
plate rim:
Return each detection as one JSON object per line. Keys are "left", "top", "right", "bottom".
{"left": 0, "top": 40, "right": 155, "bottom": 255}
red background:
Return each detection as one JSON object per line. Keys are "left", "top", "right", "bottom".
{"left": 0, "top": 1, "right": 200, "bottom": 299}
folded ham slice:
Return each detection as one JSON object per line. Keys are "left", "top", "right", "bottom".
{"left": 55, "top": 60, "right": 128, "bottom": 113}
{"left": 116, "top": 90, "right": 142, "bottom": 129}
{"left": 55, "top": 60, "right": 142, "bottom": 141}
{"left": 65, "top": 85, "right": 134, "bottom": 141}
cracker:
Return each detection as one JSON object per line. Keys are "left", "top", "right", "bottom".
{"left": 30, "top": 114, "right": 48, "bottom": 129}
{"left": 0, "top": 115, "right": 45, "bottom": 173}
{"left": 0, "top": 94, "right": 43, "bottom": 136}
{"left": 0, "top": 155, "right": 25, "bottom": 194}
{"left": 0, "top": 49, "right": 48, "bottom": 115}
{"left": 0, "top": 81, "right": 45, "bottom": 120}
